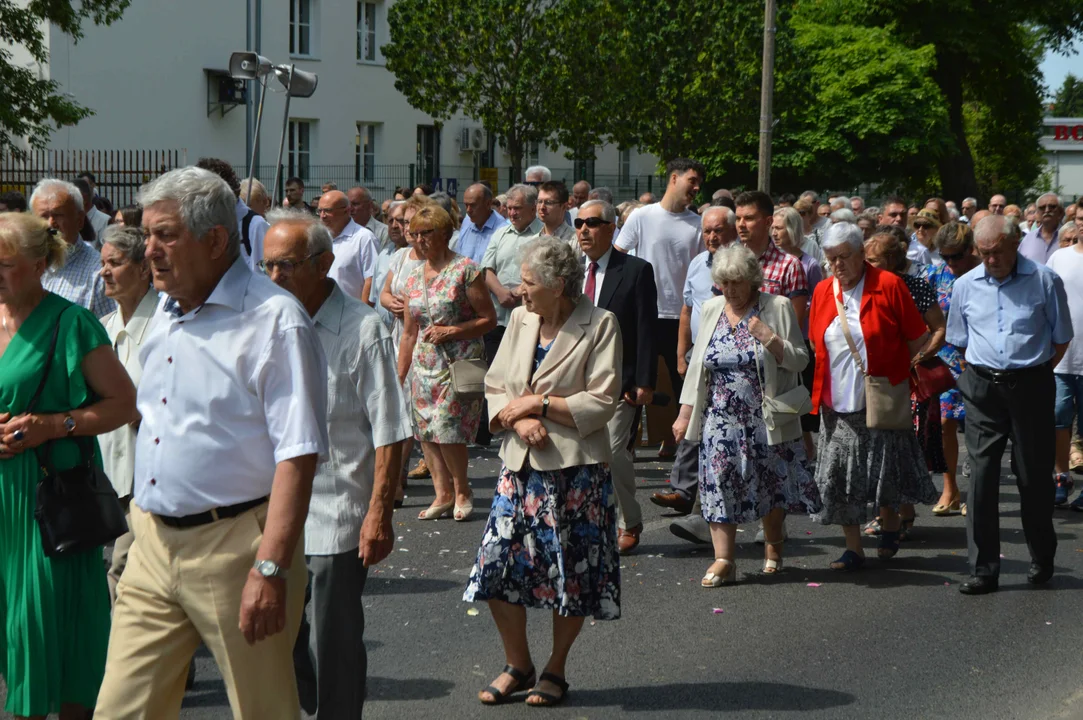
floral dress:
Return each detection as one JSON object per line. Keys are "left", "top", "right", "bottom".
{"left": 928, "top": 262, "right": 966, "bottom": 422}
{"left": 698, "top": 307, "right": 821, "bottom": 525}
{"left": 403, "top": 254, "right": 485, "bottom": 443}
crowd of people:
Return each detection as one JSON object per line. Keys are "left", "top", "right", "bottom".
{"left": 0, "top": 157, "right": 1079, "bottom": 718}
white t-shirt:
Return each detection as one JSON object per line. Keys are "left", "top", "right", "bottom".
{"left": 615, "top": 203, "right": 703, "bottom": 319}
{"left": 1047, "top": 247, "right": 1083, "bottom": 375}
{"left": 823, "top": 276, "right": 867, "bottom": 413}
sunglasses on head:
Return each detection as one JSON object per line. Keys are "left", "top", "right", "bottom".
{"left": 574, "top": 217, "right": 613, "bottom": 229}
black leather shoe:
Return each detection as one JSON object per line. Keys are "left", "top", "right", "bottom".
{"left": 1027, "top": 563, "right": 1054, "bottom": 585}
{"left": 959, "top": 576, "right": 998, "bottom": 595}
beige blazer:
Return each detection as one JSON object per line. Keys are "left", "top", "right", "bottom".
{"left": 681, "top": 292, "right": 809, "bottom": 445}
{"left": 485, "top": 296, "right": 623, "bottom": 471}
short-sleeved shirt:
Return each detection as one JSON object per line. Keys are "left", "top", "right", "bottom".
{"left": 1020, "top": 226, "right": 1060, "bottom": 265}
{"left": 481, "top": 217, "right": 543, "bottom": 326}
{"left": 900, "top": 272, "right": 936, "bottom": 315}
{"left": 615, "top": 203, "right": 703, "bottom": 319}
{"left": 758, "top": 243, "right": 809, "bottom": 299}
{"left": 1047, "top": 247, "right": 1083, "bottom": 375}
{"left": 328, "top": 219, "right": 379, "bottom": 300}
{"left": 42, "top": 240, "right": 116, "bottom": 318}
{"left": 683, "top": 250, "right": 715, "bottom": 340}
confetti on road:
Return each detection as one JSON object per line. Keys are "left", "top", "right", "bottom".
{"left": 712, "top": 608, "right": 724, "bottom": 614}
{"left": 807, "top": 583, "right": 822, "bottom": 588}
{"left": 467, "top": 608, "right": 479, "bottom": 616}
{"left": 1046, "top": 621, "right": 1053, "bottom": 625}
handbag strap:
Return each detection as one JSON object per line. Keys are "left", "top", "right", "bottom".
{"left": 832, "top": 278, "right": 869, "bottom": 378}
{"left": 25, "top": 305, "right": 69, "bottom": 414}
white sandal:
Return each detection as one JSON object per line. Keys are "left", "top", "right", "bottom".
{"left": 763, "top": 539, "right": 784, "bottom": 574}
{"left": 701, "top": 558, "right": 737, "bottom": 587}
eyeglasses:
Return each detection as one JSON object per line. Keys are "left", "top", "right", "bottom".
{"left": 1038, "top": 204, "right": 1059, "bottom": 212}
{"left": 257, "top": 251, "right": 325, "bottom": 274}
{"left": 536, "top": 199, "right": 563, "bottom": 207}
{"left": 914, "top": 222, "right": 934, "bottom": 230}
{"left": 940, "top": 251, "right": 967, "bottom": 262}
{"left": 316, "top": 206, "right": 346, "bottom": 216}
{"left": 407, "top": 228, "right": 437, "bottom": 241}
{"left": 573, "top": 217, "right": 613, "bottom": 229}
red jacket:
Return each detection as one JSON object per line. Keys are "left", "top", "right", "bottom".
{"left": 808, "top": 264, "right": 927, "bottom": 412}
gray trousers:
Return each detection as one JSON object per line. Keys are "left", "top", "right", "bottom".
{"left": 294, "top": 551, "right": 369, "bottom": 720}
{"left": 959, "top": 365, "right": 1057, "bottom": 577}
{"left": 668, "top": 439, "right": 699, "bottom": 500}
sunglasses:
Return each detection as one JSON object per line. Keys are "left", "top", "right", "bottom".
{"left": 914, "top": 222, "right": 934, "bottom": 229}
{"left": 940, "top": 251, "right": 967, "bottom": 262}
{"left": 573, "top": 217, "right": 613, "bottom": 229}
{"left": 1038, "top": 204, "right": 1059, "bottom": 212}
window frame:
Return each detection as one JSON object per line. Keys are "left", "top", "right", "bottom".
{"left": 357, "top": 1, "right": 378, "bottom": 62}
{"left": 288, "top": 120, "right": 313, "bottom": 183}
{"left": 290, "top": 0, "right": 315, "bottom": 58}
{"left": 355, "top": 122, "right": 376, "bottom": 183}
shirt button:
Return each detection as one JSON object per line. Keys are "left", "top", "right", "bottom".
{"left": 150, "top": 478, "right": 157, "bottom": 485}
{"left": 161, "top": 398, "right": 167, "bottom": 404}
{"left": 154, "top": 437, "right": 160, "bottom": 445}
{"left": 167, "top": 357, "right": 173, "bottom": 364}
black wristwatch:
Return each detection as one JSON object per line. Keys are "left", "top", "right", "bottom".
{"left": 541, "top": 395, "right": 550, "bottom": 418}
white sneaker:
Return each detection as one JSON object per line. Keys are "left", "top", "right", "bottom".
{"left": 755, "top": 520, "right": 789, "bottom": 545}
{"left": 670, "top": 514, "right": 711, "bottom": 544}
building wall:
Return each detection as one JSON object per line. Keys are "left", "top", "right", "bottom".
{"left": 39, "top": 0, "right": 659, "bottom": 201}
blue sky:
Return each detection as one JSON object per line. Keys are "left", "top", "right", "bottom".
{"left": 1041, "top": 40, "right": 1080, "bottom": 99}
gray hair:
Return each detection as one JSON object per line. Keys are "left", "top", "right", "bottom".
{"left": 962, "top": 197, "right": 978, "bottom": 207}
{"left": 703, "top": 205, "right": 736, "bottom": 229}
{"left": 494, "top": 194, "right": 507, "bottom": 206}
{"left": 101, "top": 225, "right": 147, "bottom": 263}
{"left": 948, "top": 207, "right": 961, "bottom": 220}
{"left": 588, "top": 186, "right": 614, "bottom": 204}
{"left": 829, "top": 196, "right": 850, "bottom": 211}
{"left": 823, "top": 221, "right": 864, "bottom": 251}
{"left": 974, "top": 215, "right": 1016, "bottom": 245}
{"left": 30, "top": 178, "right": 84, "bottom": 214}
{"left": 138, "top": 167, "right": 241, "bottom": 259}
{"left": 1038, "top": 192, "right": 1062, "bottom": 207}
{"left": 505, "top": 183, "right": 538, "bottom": 205}
{"left": 524, "top": 165, "right": 552, "bottom": 182}
{"left": 1060, "top": 222, "right": 1079, "bottom": 239}
{"left": 521, "top": 236, "right": 584, "bottom": 300}
{"left": 710, "top": 243, "right": 763, "bottom": 289}
{"left": 578, "top": 199, "right": 616, "bottom": 223}
{"left": 465, "top": 182, "right": 493, "bottom": 201}
{"left": 265, "top": 208, "right": 334, "bottom": 255}
{"left": 830, "top": 208, "right": 856, "bottom": 224}
{"left": 799, "top": 190, "right": 820, "bottom": 203}
{"left": 428, "top": 191, "right": 454, "bottom": 215}
{"left": 773, "top": 207, "right": 802, "bottom": 246}
{"left": 389, "top": 200, "right": 406, "bottom": 211}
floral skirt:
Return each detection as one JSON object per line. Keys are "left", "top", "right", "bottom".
{"left": 463, "top": 463, "right": 620, "bottom": 620}
{"left": 812, "top": 408, "right": 938, "bottom": 526}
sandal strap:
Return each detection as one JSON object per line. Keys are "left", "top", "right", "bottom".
{"left": 502, "top": 664, "right": 536, "bottom": 685}
{"left": 538, "top": 671, "right": 570, "bottom": 693}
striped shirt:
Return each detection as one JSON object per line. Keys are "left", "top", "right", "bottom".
{"left": 43, "top": 239, "right": 115, "bottom": 318}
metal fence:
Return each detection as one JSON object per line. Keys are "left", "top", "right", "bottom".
{"left": 0, "top": 149, "right": 189, "bottom": 208}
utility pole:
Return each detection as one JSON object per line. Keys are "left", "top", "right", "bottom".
{"left": 757, "top": 0, "right": 777, "bottom": 194}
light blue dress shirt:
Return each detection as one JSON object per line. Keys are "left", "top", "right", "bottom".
{"left": 682, "top": 250, "right": 715, "bottom": 341}
{"left": 1019, "top": 226, "right": 1059, "bottom": 265}
{"left": 455, "top": 210, "right": 509, "bottom": 265}
{"left": 945, "top": 255, "right": 1073, "bottom": 370}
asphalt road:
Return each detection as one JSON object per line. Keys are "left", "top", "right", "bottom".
{"left": 6, "top": 439, "right": 1083, "bottom": 719}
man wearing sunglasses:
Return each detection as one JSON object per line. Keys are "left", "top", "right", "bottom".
{"left": 1020, "top": 192, "right": 1065, "bottom": 265}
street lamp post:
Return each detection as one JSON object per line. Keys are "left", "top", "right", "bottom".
{"left": 757, "top": 0, "right": 778, "bottom": 195}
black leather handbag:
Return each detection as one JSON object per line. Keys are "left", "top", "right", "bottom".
{"left": 29, "top": 307, "right": 127, "bottom": 557}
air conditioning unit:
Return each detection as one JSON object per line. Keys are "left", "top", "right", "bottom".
{"left": 460, "top": 126, "right": 485, "bottom": 152}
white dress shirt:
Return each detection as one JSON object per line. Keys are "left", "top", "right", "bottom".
{"left": 328, "top": 219, "right": 378, "bottom": 300}
{"left": 236, "top": 197, "right": 268, "bottom": 270}
{"left": 134, "top": 259, "right": 329, "bottom": 517}
{"left": 306, "top": 283, "right": 412, "bottom": 555}
{"left": 582, "top": 246, "right": 614, "bottom": 304}
{"left": 98, "top": 289, "right": 160, "bottom": 498}
{"left": 907, "top": 235, "right": 932, "bottom": 265}
{"left": 822, "top": 275, "right": 867, "bottom": 413}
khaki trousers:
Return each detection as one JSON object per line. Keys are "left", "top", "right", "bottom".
{"left": 107, "top": 496, "right": 133, "bottom": 605}
{"left": 94, "top": 502, "right": 306, "bottom": 720}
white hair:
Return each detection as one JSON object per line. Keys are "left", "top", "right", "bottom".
{"left": 962, "top": 197, "right": 978, "bottom": 206}
{"left": 830, "top": 208, "right": 856, "bottom": 224}
{"left": 522, "top": 236, "right": 583, "bottom": 299}
{"left": 265, "top": 208, "right": 334, "bottom": 255}
{"left": 137, "top": 166, "right": 241, "bottom": 259}
{"left": 1038, "top": 192, "right": 1062, "bottom": 206}
{"left": 703, "top": 205, "right": 735, "bottom": 228}
{"left": 1061, "top": 222, "right": 1080, "bottom": 238}
{"left": 30, "top": 178, "right": 84, "bottom": 214}
{"left": 588, "top": 186, "right": 614, "bottom": 204}
{"left": 973, "top": 215, "right": 1016, "bottom": 244}
{"left": 948, "top": 207, "right": 961, "bottom": 220}
{"left": 823, "top": 222, "right": 864, "bottom": 251}
{"left": 578, "top": 199, "right": 616, "bottom": 223}
{"left": 710, "top": 243, "right": 763, "bottom": 288}
{"left": 506, "top": 183, "right": 538, "bottom": 205}
{"left": 524, "top": 165, "right": 552, "bottom": 182}
{"left": 799, "top": 190, "right": 819, "bottom": 203}
{"left": 829, "top": 196, "right": 849, "bottom": 211}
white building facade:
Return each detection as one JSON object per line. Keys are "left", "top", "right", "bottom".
{"left": 25, "top": 0, "right": 661, "bottom": 204}
{"left": 1042, "top": 117, "right": 1083, "bottom": 202}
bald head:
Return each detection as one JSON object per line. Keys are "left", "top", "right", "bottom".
{"left": 463, "top": 183, "right": 494, "bottom": 227}
{"left": 571, "top": 181, "right": 591, "bottom": 208}
{"left": 317, "top": 190, "right": 351, "bottom": 235}
{"left": 988, "top": 195, "right": 1007, "bottom": 215}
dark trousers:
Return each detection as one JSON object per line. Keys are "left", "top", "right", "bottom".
{"left": 475, "top": 325, "right": 507, "bottom": 445}
{"left": 668, "top": 439, "right": 699, "bottom": 500}
{"left": 294, "top": 552, "right": 370, "bottom": 720}
{"left": 959, "top": 365, "right": 1057, "bottom": 577}
{"left": 656, "top": 317, "right": 684, "bottom": 403}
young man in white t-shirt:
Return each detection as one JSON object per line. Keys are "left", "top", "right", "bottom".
{"left": 1045, "top": 227, "right": 1083, "bottom": 507}
{"left": 615, "top": 158, "right": 705, "bottom": 438}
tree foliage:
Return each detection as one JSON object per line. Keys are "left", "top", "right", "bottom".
{"left": 0, "top": 0, "right": 131, "bottom": 158}
{"left": 1054, "top": 73, "right": 1083, "bottom": 116}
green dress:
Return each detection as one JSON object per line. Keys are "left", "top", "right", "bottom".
{"left": 0, "top": 292, "right": 112, "bottom": 715}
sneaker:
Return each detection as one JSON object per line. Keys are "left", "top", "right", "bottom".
{"left": 1055, "top": 473, "right": 1073, "bottom": 506}
{"left": 670, "top": 514, "right": 711, "bottom": 544}
{"left": 755, "top": 521, "right": 789, "bottom": 545}
{"left": 1070, "top": 491, "right": 1083, "bottom": 512}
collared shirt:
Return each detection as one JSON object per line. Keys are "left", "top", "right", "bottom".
{"left": 306, "top": 283, "right": 412, "bottom": 555}
{"left": 455, "top": 210, "right": 508, "bottom": 265}
{"left": 481, "top": 217, "right": 543, "bottom": 326}
{"left": 327, "top": 219, "right": 378, "bottom": 300}
{"left": 366, "top": 217, "right": 391, "bottom": 253}
{"left": 758, "top": 242, "right": 809, "bottom": 299}
{"left": 582, "top": 246, "right": 614, "bottom": 304}
{"left": 1020, "top": 226, "right": 1060, "bottom": 265}
{"left": 87, "top": 206, "right": 111, "bottom": 249}
{"left": 369, "top": 240, "right": 401, "bottom": 330}
{"left": 134, "top": 259, "right": 329, "bottom": 517}
{"left": 541, "top": 220, "right": 581, "bottom": 258}
{"left": 907, "top": 236, "right": 932, "bottom": 265}
{"left": 236, "top": 198, "right": 268, "bottom": 269}
{"left": 683, "top": 250, "right": 714, "bottom": 339}
{"left": 98, "top": 289, "right": 160, "bottom": 498}
{"left": 946, "top": 255, "right": 1073, "bottom": 370}
{"left": 43, "top": 240, "right": 116, "bottom": 318}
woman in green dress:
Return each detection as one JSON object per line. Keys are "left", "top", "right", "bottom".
{"left": 0, "top": 212, "right": 137, "bottom": 719}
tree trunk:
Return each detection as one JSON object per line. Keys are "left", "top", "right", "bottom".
{"left": 933, "top": 57, "right": 980, "bottom": 201}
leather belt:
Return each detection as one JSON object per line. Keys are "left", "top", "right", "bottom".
{"left": 970, "top": 362, "right": 1051, "bottom": 385}
{"left": 157, "top": 496, "right": 268, "bottom": 529}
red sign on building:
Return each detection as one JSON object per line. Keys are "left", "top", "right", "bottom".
{"left": 1054, "top": 125, "right": 1083, "bottom": 141}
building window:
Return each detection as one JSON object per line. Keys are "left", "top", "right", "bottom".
{"left": 355, "top": 123, "right": 376, "bottom": 183}
{"left": 573, "top": 155, "right": 595, "bottom": 185}
{"left": 526, "top": 141, "right": 540, "bottom": 168}
{"left": 288, "top": 120, "right": 312, "bottom": 182}
{"left": 357, "top": 2, "right": 377, "bottom": 61}
{"left": 619, "top": 149, "right": 631, "bottom": 186}
{"left": 290, "top": 0, "right": 313, "bottom": 56}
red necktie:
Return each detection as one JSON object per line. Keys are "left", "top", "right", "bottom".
{"left": 585, "top": 261, "right": 598, "bottom": 302}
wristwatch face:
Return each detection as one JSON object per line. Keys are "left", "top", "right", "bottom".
{"left": 63, "top": 416, "right": 76, "bottom": 434}
{"left": 254, "top": 559, "right": 282, "bottom": 578}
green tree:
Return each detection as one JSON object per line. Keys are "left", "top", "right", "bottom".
{"left": 1053, "top": 73, "right": 1083, "bottom": 116}
{"left": 0, "top": 0, "right": 130, "bottom": 158}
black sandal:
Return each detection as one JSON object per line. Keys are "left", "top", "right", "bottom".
{"left": 526, "top": 671, "right": 570, "bottom": 707}
{"left": 479, "top": 664, "right": 536, "bottom": 705}
{"left": 899, "top": 516, "right": 915, "bottom": 542}
{"left": 878, "top": 530, "right": 901, "bottom": 559}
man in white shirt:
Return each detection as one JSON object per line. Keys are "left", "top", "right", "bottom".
{"left": 263, "top": 210, "right": 410, "bottom": 719}
{"left": 614, "top": 157, "right": 705, "bottom": 445}
{"left": 348, "top": 186, "right": 391, "bottom": 251}
{"left": 195, "top": 157, "right": 270, "bottom": 270}
{"left": 880, "top": 195, "right": 931, "bottom": 265}
{"left": 95, "top": 167, "right": 329, "bottom": 719}
{"left": 319, "top": 190, "right": 378, "bottom": 303}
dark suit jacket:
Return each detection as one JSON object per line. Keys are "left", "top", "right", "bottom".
{"left": 594, "top": 248, "right": 658, "bottom": 394}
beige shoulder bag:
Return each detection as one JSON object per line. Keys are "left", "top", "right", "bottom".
{"left": 421, "top": 263, "right": 487, "bottom": 398}
{"left": 832, "top": 278, "right": 911, "bottom": 430}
